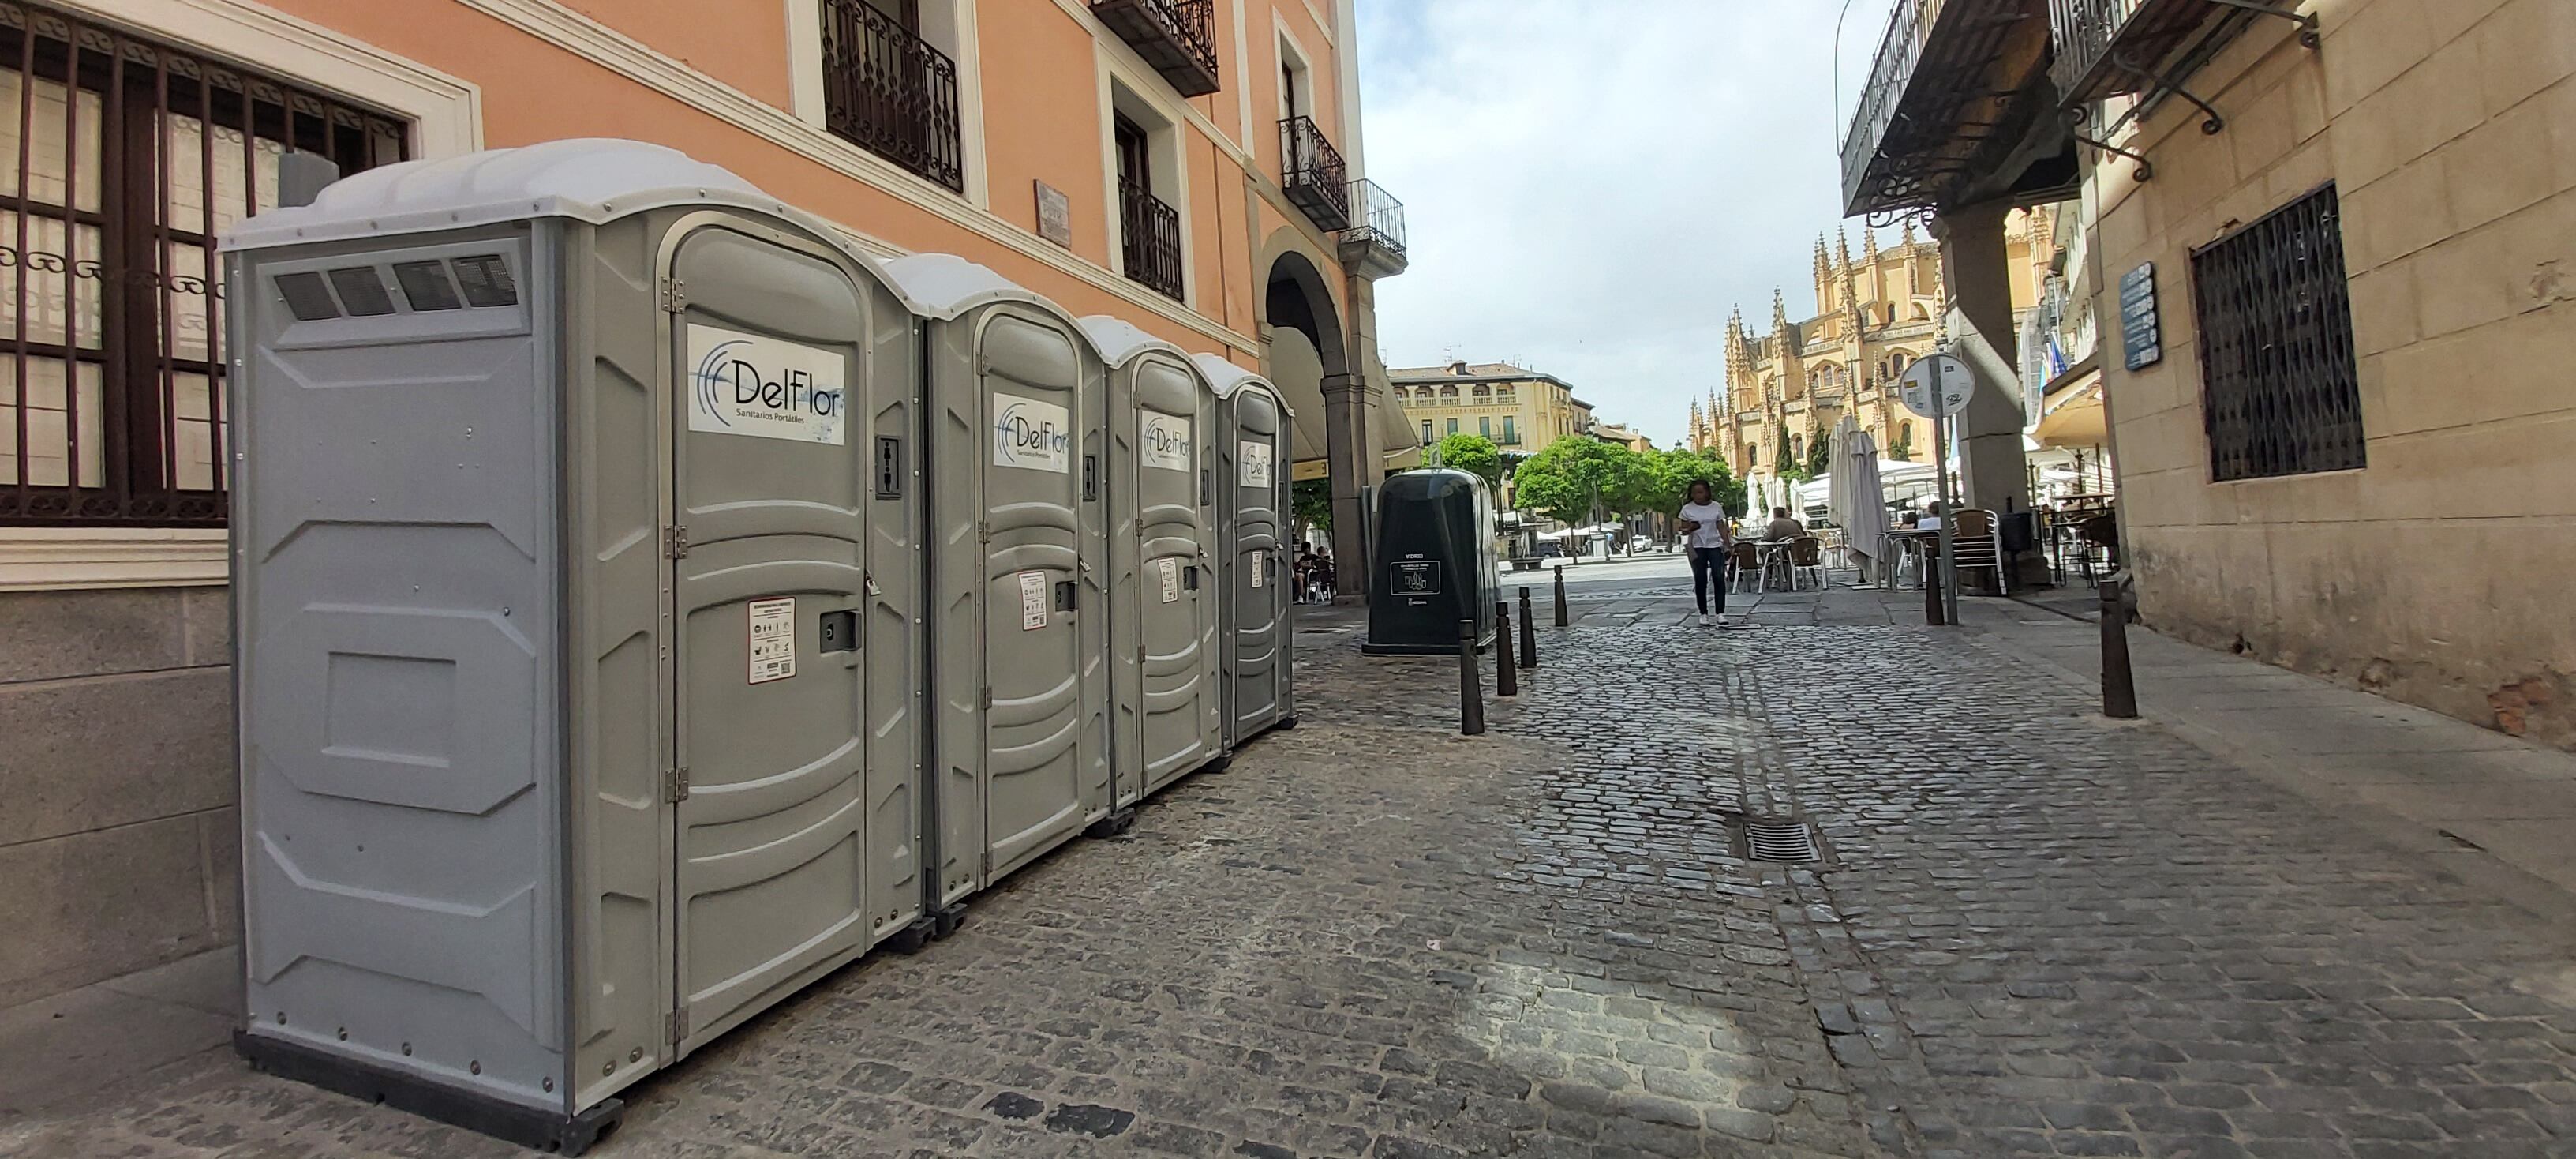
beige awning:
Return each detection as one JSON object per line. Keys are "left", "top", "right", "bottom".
{"left": 1268, "top": 326, "right": 1421, "bottom": 479}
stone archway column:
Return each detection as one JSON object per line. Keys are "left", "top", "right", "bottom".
{"left": 1934, "top": 201, "right": 2045, "bottom": 587}
{"left": 1321, "top": 370, "right": 1372, "bottom": 599}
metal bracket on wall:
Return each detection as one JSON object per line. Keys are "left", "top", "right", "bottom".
{"left": 2068, "top": 110, "right": 2156, "bottom": 182}
{"left": 2208, "top": 0, "right": 2322, "bottom": 48}
{"left": 2113, "top": 48, "right": 2226, "bottom": 135}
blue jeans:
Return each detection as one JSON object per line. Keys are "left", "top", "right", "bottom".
{"left": 1687, "top": 547, "right": 1728, "bottom": 614}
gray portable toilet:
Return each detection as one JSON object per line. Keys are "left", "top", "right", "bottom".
{"left": 221, "top": 140, "right": 926, "bottom": 1152}
{"left": 1193, "top": 354, "right": 1297, "bottom": 746}
{"left": 1079, "top": 317, "right": 1224, "bottom": 812}
{"left": 885, "top": 255, "right": 1110, "bottom": 910}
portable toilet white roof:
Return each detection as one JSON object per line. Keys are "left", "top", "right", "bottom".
{"left": 226, "top": 137, "right": 822, "bottom": 253}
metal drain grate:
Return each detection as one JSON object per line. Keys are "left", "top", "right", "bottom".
{"left": 1743, "top": 817, "right": 1822, "bottom": 863}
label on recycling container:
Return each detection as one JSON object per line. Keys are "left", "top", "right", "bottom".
{"left": 747, "top": 597, "right": 796, "bottom": 683}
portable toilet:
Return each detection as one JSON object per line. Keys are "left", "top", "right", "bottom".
{"left": 884, "top": 255, "right": 1110, "bottom": 910}
{"left": 1362, "top": 468, "right": 1500, "bottom": 655}
{"left": 220, "top": 140, "right": 926, "bottom": 1152}
{"left": 1079, "top": 317, "right": 1224, "bottom": 810}
{"left": 1192, "top": 354, "right": 1296, "bottom": 746}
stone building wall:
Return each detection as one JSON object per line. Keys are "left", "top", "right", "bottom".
{"left": 0, "top": 587, "right": 238, "bottom": 1006}
{"left": 2096, "top": 0, "right": 2575, "bottom": 748}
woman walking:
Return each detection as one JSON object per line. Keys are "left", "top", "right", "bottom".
{"left": 1679, "top": 480, "right": 1733, "bottom": 627}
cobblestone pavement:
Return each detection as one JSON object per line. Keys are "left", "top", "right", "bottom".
{"left": 6, "top": 584, "right": 2574, "bottom": 1158}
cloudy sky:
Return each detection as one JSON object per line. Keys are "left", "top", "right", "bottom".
{"left": 1354, "top": 1, "right": 1896, "bottom": 448}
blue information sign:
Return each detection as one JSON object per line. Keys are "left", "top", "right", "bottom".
{"left": 2120, "top": 262, "right": 2162, "bottom": 371}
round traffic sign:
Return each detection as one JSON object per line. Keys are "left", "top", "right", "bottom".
{"left": 1898, "top": 354, "right": 1972, "bottom": 419}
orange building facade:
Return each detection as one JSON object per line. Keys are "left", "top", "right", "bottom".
{"left": 0, "top": 0, "right": 1404, "bottom": 1007}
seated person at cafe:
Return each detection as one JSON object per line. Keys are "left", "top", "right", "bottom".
{"left": 1764, "top": 506, "right": 1806, "bottom": 542}
{"left": 1917, "top": 501, "right": 1945, "bottom": 531}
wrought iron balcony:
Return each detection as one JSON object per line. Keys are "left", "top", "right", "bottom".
{"left": 1119, "top": 180, "right": 1185, "bottom": 301}
{"left": 1278, "top": 116, "right": 1350, "bottom": 231}
{"left": 1335, "top": 178, "right": 1406, "bottom": 279}
{"left": 1091, "top": 0, "right": 1220, "bottom": 97}
{"left": 2051, "top": 0, "right": 2315, "bottom": 111}
{"left": 822, "top": 0, "right": 965, "bottom": 192}
{"left": 1840, "top": 0, "right": 2068, "bottom": 216}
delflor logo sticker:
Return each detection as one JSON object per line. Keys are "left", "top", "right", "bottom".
{"left": 686, "top": 323, "right": 845, "bottom": 444}
{"left": 992, "top": 393, "right": 1071, "bottom": 473}
{"left": 1141, "top": 413, "right": 1192, "bottom": 471}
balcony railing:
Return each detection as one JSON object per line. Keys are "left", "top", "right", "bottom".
{"left": 1118, "top": 181, "right": 1185, "bottom": 302}
{"left": 822, "top": 0, "right": 964, "bottom": 192}
{"left": 2052, "top": 0, "right": 2285, "bottom": 108}
{"left": 1278, "top": 116, "right": 1350, "bottom": 231}
{"left": 1838, "top": 0, "right": 2059, "bottom": 216}
{"left": 1342, "top": 178, "right": 1405, "bottom": 258}
{"left": 1091, "top": 0, "right": 1219, "bottom": 97}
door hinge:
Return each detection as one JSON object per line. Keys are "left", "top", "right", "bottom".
{"left": 980, "top": 687, "right": 994, "bottom": 709}
{"left": 665, "top": 1009, "right": 689, "bottom": 1044}
{"left": 662, "top": 524, "right": 691, "bottom": 559}
{"left": 657, "top": 276, "right": 687, "bottom": 313}
{"left": 663, "top": 767, "right": 691, "bottom": 804}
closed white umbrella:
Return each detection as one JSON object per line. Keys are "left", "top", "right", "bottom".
{"left": 1840, "top": 425, "right": 1889, "bottom": 584}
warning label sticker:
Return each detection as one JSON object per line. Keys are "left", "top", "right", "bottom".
{"left": 1159, "top": 557, "right": 1181, "bottom": 603}
{"left": 1019, "top": 571, "right": 1048, "bottom": 630}
{"left": 1250, "top": 550, "right": 1264, "bottom": 589}
{"left": 747, "top": 597, "right": 796, "bottom": 684}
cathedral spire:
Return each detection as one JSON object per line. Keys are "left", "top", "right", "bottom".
{"left": 1837, "top": 227, "right": 1853, "bottom": 269}
{"left": 1863, "top": 227, "right": 1880, "bottom": 262}
{"left": 1771, "top": 287, "right": 1789, "bottom": 333}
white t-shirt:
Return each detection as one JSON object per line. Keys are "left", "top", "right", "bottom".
{"left": 1679, "top": 501, "right": 1730, "bottom": 550}
{"left": 1918, "top": 516, "right": 1944, "bottom": 531}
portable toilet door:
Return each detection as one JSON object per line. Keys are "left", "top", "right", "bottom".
{"left": 1080, "top": 317, "right": 1224, "bottom": 808}
{"left": 1193, "top": 354, "right": 1296, "bottom": 747}
{"left": 887, "top": 255, "right": 1110, "bottom": 907}
{"left": 220, "top": 140, "right": 924, "bottom": 1152}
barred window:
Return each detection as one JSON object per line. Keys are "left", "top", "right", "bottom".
{"left": 0, "top": 1, "right": 409, "bottom": 526}
{"left": 2191, "top": 184, "right": 2364, "bottom": 482}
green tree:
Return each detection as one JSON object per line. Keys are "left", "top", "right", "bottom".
{"left": 1775, "top": 426, "right": 1805, "bottom": 482}
{"left": 1510, "top": 437, "right": 1642, "bottom": 527}
{"left": 1291, "top": 477, "right": 1332, "bottom": 532}
{"left": 1432, "top": 433, "right": 1503, "bottom": 489}
{"left": 1887, "top": 425, "right": 1915, "bottom": 462}
{"left": 1652, "top": 446, "right": 1748, "bottom": 516}
{"left": 1805, "top": 428, "right": 1832, "bottom": 478}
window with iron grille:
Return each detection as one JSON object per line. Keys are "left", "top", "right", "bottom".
{"left": 2190, "top": 183, "right": 2364, "bottom": 482}
{"left": 0, "top": 1, "right": 408, "bottom": 527}
{"left": 820, "top": 0, "right": 964, "bottom": 193}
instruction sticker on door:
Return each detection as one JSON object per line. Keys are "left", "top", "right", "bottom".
{"left": 1250, "top": 550, "right": 1264, "bottom": 589}
{"left": 993, "top": 393, "right": 1072, "bottom": 473}
{"left": 687, "top": 324, "right": 845, "bottom": 444}
{"left": 1238, "top": 440, "right": 1274, "bottom": 487}
{"left": 747, "top": 597, "right": 796, "bottom": 683}
{"left": 1142, "top": 414, "right": 1193, "bottom": 471}
{"left": 1159, "top": 557, "right": 1181, "bottom": 603}
{"left": 1018, "top": 570, "right": 1049, "bottom": 629}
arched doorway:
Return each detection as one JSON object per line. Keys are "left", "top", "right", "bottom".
{"left": 1260, "top": 240, "right": 1369, "bottom": 598}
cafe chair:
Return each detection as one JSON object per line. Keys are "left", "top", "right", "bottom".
{"left": 1727, "top": 541, "right": 1764, "bottom": 594}
{"left": 1790, "top": 536, "right": 1826, "bottom": 591}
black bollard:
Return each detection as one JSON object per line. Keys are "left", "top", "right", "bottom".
{"left": 1924, "top": 557, "right": 1946, "bottom": 627}
{"left": 2100, "top": 579, "right": 2139, "bottom": 719}
{"left": 1493, "top": 601, "right": 1518, "bottom": 698}
{"left": 1552, "top": 564, "right": 1569, "bottom": 628}
{"left": 1458, "top": 619, "right": 1486, "bottom": 735}
{"left": 1517, "top": 587, "right": 1540, "bottom": 670}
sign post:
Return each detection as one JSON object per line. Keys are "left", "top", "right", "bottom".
{"left": 1900, "top": 354, "right": 1971, "bottom": 628}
